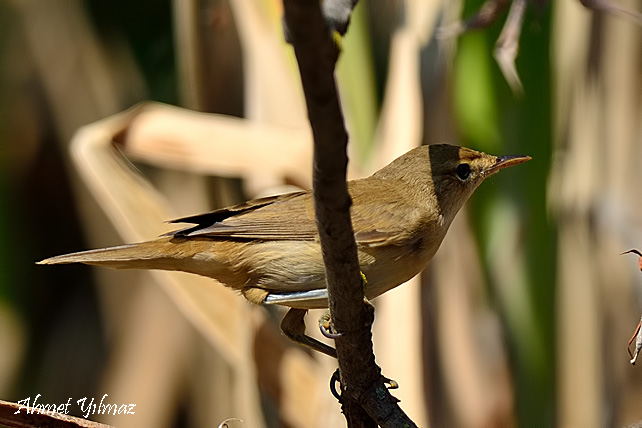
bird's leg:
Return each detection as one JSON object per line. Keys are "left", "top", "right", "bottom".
{"left": 279, "top": 272, "right": 369, "bottom": 356}
{"left": 280, "top": 308, "right": 337, "bottom": 358}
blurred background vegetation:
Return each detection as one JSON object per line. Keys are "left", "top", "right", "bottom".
{"left": 1, "top": 0, "right": 641, "bottom": 427}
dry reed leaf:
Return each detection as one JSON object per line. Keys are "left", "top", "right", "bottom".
{"left": 124, "top": 102, "right": 313, "bottom": 189}
{"left": 229, "top": 0, "right": 308, "bottom": 127}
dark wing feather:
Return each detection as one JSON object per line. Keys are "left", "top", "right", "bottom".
{"left": 167, "top": 190, "right": 318, "bottom": 240}
{"left": 166, "top": 178, "right": 422, "bottom": 246}
{"left": 168, "top": 191, "right": 305, "bottom": 225}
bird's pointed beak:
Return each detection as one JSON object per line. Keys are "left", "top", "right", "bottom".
{"left": 486, "top": 154, "right": 531, "bottom": 176}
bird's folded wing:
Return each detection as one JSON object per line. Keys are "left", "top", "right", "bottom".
{"left": 166, "top": 191, "right": 316, "bottom": 239}
{"left": 165, "top": 179, "right": 417, "bottom": 245}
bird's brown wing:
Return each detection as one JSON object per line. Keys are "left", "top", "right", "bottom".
{"left": 167, "top": 179, "right": 419, "bottom": 245}
{"left": 167, "top": 190, "right": 319, "bottom": 240}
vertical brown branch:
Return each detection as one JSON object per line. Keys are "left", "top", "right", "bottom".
{"left": 281, "top": 1, "right": 417, "bottom": 426}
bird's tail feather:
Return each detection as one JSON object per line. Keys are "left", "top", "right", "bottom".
{"left": 37, "top": 237, "right": 246, "bottom": 290}
{"left": 37, "top": 238, "right": 178, "bottom": 270}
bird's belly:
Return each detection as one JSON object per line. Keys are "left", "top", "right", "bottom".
{"left": 241, "top": 241, "right": 327, "bottom": 292}
{"left": 239, "top": 238, "right": 435, "bottom": 308}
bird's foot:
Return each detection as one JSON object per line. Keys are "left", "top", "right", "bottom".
{"left": 319, "top": 309, "right": 342, "bottom": 339}
{"left": 329, "top": 368, "right": 399, "bottom": 402}
{"left": 318, "top": 272, "right": 369, "bottom": 339}
{"left": 280, "top": 272, "right": 371, "bottom": 358}
{"left": 381, "top": 375, "right": 399, "bottom": 390}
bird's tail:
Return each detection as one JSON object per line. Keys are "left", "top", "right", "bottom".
{"left": 37, "top": 238, "right": 178, "bottom": 270}
{"left": 37, "top": 236, "right": 248, "bottom": 289}
{"left": 38, "top": 237, "right": 249, "bottom": 290}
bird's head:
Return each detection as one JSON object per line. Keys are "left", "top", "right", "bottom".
{"left": 429, "top": 144, "right": 531, "bottom": 221}
{"left": 373, "top": 144, "right": 531, "bottom": 223}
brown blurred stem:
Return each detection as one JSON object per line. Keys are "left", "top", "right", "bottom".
{"left": 0, "top": 399, "right": 113, "bottom": 428}
{"left": 579, "top": 0, "right": 642, "bottom": 25}
{"left": 281, "top": 0, "right": 417, "bottom": 427}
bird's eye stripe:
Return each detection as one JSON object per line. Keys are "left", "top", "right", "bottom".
{"left": 456, "top": 163, "right": 471, "bottom": 180}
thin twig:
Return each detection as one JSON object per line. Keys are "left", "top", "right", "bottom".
{"left": 621, "top": 250, "right": 642, "bottom": 365}
{"left": 494, "top": 0, "right": 528, "bottom": 94}
{"left": 628, "top": 317, "right": 642, "bottom": 365}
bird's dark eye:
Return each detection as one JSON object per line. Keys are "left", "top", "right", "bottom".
{"left": 456, "top": 163, "right": 471, "bottom": 181}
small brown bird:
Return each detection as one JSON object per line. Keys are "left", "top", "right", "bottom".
{"left": 39, "top": 144, "right": 530, "bottom": 356}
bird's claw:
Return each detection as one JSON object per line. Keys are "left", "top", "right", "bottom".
{"left": 330, "top": 368, "right": 342, "bottom": 401}
{"left": 316, "top": 268, "right": 368, "bottom": 340}
{"left": 319, "top": 309, "right": 342, "bottom": 339}
{"left": 329, "top": 369, "right": 399, "bottom": 402}
{"left": 382, "top": 375, "right": 399, "bottom": 390}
